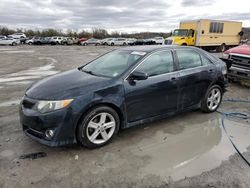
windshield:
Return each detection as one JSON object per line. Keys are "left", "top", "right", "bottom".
{"left": 172, "top": 29, "right": 188, "bottom": 36}
{"left": 81, "top": 50, "right": 145, "bottom": 77}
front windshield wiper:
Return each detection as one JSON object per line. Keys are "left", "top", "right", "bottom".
{"left": 81, "top": 69, "right": 96, "bottom": 76}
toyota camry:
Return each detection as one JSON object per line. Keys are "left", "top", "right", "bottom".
{"left": 20, "top": 46, "right": 228, "bottom": 148}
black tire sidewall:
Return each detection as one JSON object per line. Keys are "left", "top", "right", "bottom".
{"left": 77, "top": 106, "right": 120, "bottom": 149}
{"left": 201, "top": 84, "right": 223, "bottom": 113}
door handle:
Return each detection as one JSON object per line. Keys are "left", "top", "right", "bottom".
{"left": 208, "top": 69, "right": 215, "bottom": 73}
{"left": 171, "top": 77, "right": 177, "bottom": 81}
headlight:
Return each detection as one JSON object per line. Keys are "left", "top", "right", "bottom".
{"left": 35, "top": 99, "right": 73, "bottom": 113}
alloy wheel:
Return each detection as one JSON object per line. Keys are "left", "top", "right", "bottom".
{"left": 207, "top": 88, "right": 221, "bottom": 111}
{"left": 86, "top": 112, "right": 116, "bottom": 144}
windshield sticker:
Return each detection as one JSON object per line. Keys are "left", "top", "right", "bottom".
{"left": 131, "top": 51, "right": 146, "bottom": 56}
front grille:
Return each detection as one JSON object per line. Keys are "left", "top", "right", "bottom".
{"left": 22, "top": 98, "right": 36, "bottom": 109}
{"left": 165, "top": 40, "right": 173, "bottom": 45}
{"left": 231, "top": 55, "right": 250, "bottom": 70}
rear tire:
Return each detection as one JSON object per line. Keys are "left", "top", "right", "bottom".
{"left": 76, "top": 106, "right": 120, "bottom": 149}
{"left": 201, "top": 85, "right": 223, "bottom": 113}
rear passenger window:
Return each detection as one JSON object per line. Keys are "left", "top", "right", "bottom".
{"left": 201, "top": 55, "right": 213, "bottom": 65}
{"left": 136, "top": 51, "right": 174, "bottom": 77}
{"left": 176, "top": 50, "right": 202, "bottom": 70}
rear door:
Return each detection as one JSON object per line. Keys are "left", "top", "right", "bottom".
{"left": 117, "top": 39, "right": 123, "bottom": 45}
{"left": 174, "top": 49, "right": 216, "bottom": 110}
{"left": 124, "top": 50, "right": 180, "bottom": 122}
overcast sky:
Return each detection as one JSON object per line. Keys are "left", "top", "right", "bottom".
{"left": 0, "top": 0, "right": 250, "bottom": 33}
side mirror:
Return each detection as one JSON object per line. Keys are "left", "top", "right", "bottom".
{"left": 129, "top": 71, "right": 148, "bottom": 81}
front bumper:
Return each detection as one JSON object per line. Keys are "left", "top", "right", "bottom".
{"left": 228, "top": 66, "right": 250, "bottom": 81}
{"left": 19, "top": 97, "right": 77, "bottom": 147}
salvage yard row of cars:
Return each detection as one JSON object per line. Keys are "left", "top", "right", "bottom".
{"left": 0, "top": 33, "right": 165, "bottom": 46}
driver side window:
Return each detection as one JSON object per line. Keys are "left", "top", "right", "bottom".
{"left": 136, "top": 51, "right": 174, "bottom": 77}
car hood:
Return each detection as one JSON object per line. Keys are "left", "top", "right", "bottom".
{"left": 26, "top": 69, "right": 112, "bottom": 100}
{"left": 225, "top": 44, "right": 250, "bottom": 56}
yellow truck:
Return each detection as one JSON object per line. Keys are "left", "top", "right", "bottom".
{"left": 165, "top": 19, "right": 243, "bottom": 52}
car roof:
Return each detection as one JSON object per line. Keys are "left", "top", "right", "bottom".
{"left": 119, "top": 45, "right": 198, "bottom": 52}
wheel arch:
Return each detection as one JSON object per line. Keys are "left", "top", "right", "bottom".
{"left": 209, "top": 80, "right": 225, "bottom": 92}
{"left": 74, "top": 102, "right": 124, "bottom": 140}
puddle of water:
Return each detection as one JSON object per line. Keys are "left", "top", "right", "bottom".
{"left": 0, "top": 76, "right": 42, "bottom": 83}
{"left": 38, "top": 57, "right": 57, "bottom": 63}
{"left": 5, "top": 81, "right": 33, "bottom": 85}
{"left": 0, "top": 99, "right": 20, "bottom": 108}
{"left": 133, "top": 114, "right": 236, "bottom": 181}
{"left": 224, "top": 118, "right": 250, "bottom": 159}
{"left": 0, "top": 150, "right": 15, "bottom": 157}
{"left": 0, "top": 48, "right": 12, "bottom": 51}
{"left": 88, "top": 52, "right": 100, "bottom": 56}
{"left": 0, "top": 50, "right": 34, "bottom": 54}
{"left": 0, "top": 57, "right": 59, "bottom": 86}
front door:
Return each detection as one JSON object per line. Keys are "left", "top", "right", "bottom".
{"left": 124, "top": 50, "right": 179, "bottom": 122}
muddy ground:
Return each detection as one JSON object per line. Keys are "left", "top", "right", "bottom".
{"left": 0, "top": 45, "right": 249, "bottom": 188}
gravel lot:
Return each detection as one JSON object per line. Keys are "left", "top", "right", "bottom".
{"left": 0, "top": 45, "right": 249, "bottom": 188}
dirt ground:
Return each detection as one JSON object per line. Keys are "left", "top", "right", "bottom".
{"left": 0, "top": 45, "right": 249, "bottom": 188}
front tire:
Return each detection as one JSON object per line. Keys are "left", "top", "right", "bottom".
{"left": 201, "top": 85, "right": 222, "bottom": 113}
{"left": 77, "top": 106, "right": 120, "bottom": 149}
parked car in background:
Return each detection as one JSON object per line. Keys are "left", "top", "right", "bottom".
{"left": 19, "top": 36, "right": 27, "bottom": 44}
{"left": 134, "top": 39, "right": 145, "bottom": 45}
{"left": 33, "top": 37, "right": 50, "bottom": 45}
{"left": 72, "top": 37, "right": 79, "bottom": 44}
{"left": 127, "top": 38, "right": 137, "bottom": 45}
{"left": 0, "top": 37, "right": 20, "bottom": 46}
{"left": 81, "top": 38, "right": 101, "bottom": 46}
{"left": 223, "top": 41, "right": 250, "bottom": 81}
{"left": 61, "top": 37, "right": 74, "bottom": 45}
{"left": 49, "top": 36, "right": 64, "bottom": 45}
{"left": 78, "top": 37, "right": 88, "bottom": 45}
{"left": 8, "top": 33, "right": 26, "bottom": 39}
{"left": 0, "top": 35, "right": 6, "bottom": 39}
{"left": 25, "top": 37, "right": 35, "bottom": 45}
{"left": 101, "top": 38, "right": 114, "bottom": 45}
{"left": 154, "top": 37, "right": 164, "bottom": 45}
{"left": 144, "top": 38, "right": 156, "bottom": 45}
{"left": 107, "top": 38, "right": 127, "bottom": 46}
{"left": 20, "top": 46, "right": 227, "bottom": 148}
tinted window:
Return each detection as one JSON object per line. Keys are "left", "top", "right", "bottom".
{"left": 176, "top": 50, "right": 202, "bottom": 70}
{"left": 136, "top": 51, "right": 174, "bottom": 77}
{"left": 201, "top": 55, "right": 212, "bottom": 65}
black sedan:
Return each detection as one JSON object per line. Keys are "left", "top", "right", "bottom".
{"left": 20, "top": 46, "right": 228, "bottom": 148}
